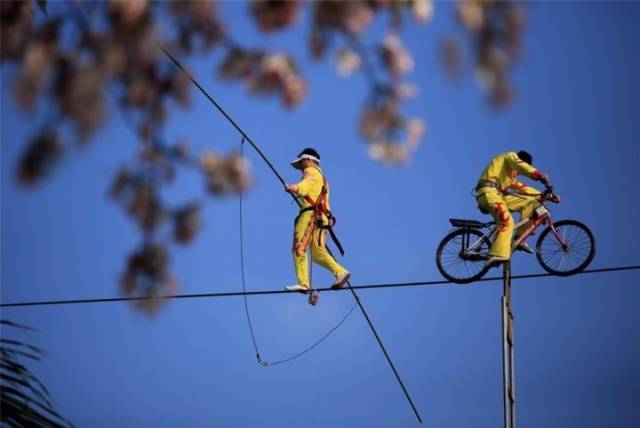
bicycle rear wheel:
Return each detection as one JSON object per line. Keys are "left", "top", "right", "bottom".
{"left": 436, "top": 229, "right": 491, "bottom": 284}
{"left": 536, "top": 220, "right": 595, "bottom": 276}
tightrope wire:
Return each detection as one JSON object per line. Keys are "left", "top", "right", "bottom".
{"left": 3, "top": 265, "right": 637, "bottom": 307}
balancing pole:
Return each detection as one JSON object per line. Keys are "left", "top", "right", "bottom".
{"left": 501, "top": 261, "right": 516, "bottom": 428}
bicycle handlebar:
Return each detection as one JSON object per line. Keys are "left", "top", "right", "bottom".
{"left": 541, "top": 184, "right": 560, "bottom": 203}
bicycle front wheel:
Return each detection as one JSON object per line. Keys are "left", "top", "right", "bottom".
{"left": 536, "top": 220, "right": 595, "bottom": 276}
{"left": 436, "top": 229, "right": 491, "bottom": 284}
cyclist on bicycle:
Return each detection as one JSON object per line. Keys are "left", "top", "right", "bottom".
{"left": 475, "top": 151, "right": 557, "bottom": 267}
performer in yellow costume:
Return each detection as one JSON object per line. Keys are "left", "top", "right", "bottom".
{"left": 284, "top": 148, "right": 350, "bottom": 293}
{"left": 476, "top": 151, "right": 556, "bottom": 266}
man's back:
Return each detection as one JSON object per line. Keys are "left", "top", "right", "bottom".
{"left": 478, "top": 151, "right": 539, "bottom": 190}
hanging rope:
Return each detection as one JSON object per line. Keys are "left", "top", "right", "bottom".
{"left": 238, "top": 137, "right": 358, "bottom": 367}
{"left": 238, "top": 137, "right": 262, "bottom": 364}
{"left": 267, "top": 303, "right": 357, "bottom": 366}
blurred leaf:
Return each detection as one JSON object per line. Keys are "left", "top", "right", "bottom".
{"left": 1, "top": 346, "right": 42, "bottom": 362}
{"left": 17, "top": 131, "right": 64, "bottom": 187}
{"left": 0, "top": 320, "right": 37, "bottom": 331}
{"left": 1, "top": 338, "right": 45, "bottom": 354}
{"left": 36, "top": 0, "right": 47, "bottom": 16}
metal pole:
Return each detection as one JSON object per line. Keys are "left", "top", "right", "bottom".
{"left": 502, "top": 261, "right": 516, "bottom": 428}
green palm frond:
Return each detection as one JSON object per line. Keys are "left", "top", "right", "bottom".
{"left": 1, "top": 319, "right": 73, "bottom": 428}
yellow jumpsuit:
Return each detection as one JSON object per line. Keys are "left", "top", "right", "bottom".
{"left": 291, "top": 166, "right": 348, "bottom": 289}
{"left": 476, "top": 152, "right": 542, "bottom": 259}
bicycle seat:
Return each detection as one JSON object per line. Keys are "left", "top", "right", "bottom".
{"left": 449, "top": 218, "right": 493, "bottom": 228}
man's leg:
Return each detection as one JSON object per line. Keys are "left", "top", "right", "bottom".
{"left": 479, "top": 192, "right": 513, "bottom": 259}
{"left": 289, "top": 214, "right": 313, "bottom": 290}
{"left": 292, "top": 251, "right": 310, "bottom": 289}
{"left": 310, "top": 229, "right": 348, "bottom": 277}
{"left": 504, "top": 194, "right": 538, "bottom": 253}
{"left": 504, "top": 194, "right": 538, "bottom": 224}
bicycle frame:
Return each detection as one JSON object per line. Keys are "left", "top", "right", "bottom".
{"left": 465, "top": 201, "right": 568, "bottom": 255}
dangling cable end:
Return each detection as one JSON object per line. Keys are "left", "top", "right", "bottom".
{"left": 256, "top": 354, "right": 269, "bottom": 367}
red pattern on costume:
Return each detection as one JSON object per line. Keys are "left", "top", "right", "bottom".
{"left": 531, "top": 170, "right": 541, "bottom": 180}
{"left": 494, "top": 203, "right": 510, "bottom": 232}
{"left": 293, "top": 216, "right": 317, "bottom": 256}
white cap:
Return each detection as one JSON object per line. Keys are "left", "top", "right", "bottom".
{"left": 290, "top": 153, "right": 320, "bottom": 165}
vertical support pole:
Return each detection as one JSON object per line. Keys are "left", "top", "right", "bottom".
{"left": 501, "top": 261, "right": 516, "bottom": 428}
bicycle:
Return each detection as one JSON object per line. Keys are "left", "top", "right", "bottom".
{"left": 435, "top": 185, "right": 596, "bottom": 284}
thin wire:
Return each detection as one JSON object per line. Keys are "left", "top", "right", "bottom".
{"left": 1, "top": 265, "right": 638, "bottom": 308}
{"left": 1, "top": 265, "right": 637, "bottom": 308}
{"left": 323, "top": 238, "right": 422, "bottom": 423}
{"left": 268, "top": 302, "right": 358, "bottom": 366}
{"left": 345, "top": 276, "right": 422, "bottom": 423}
{"left": 238, "top": 137, "right": 261, "bottom": 361}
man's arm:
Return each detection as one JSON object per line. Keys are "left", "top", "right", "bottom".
{"left": 285, "top": 168, "right": 318, "bottom": 196}
{"left": 507, "top": 180, "right": 541, "bottom": 196}
{"left": 505, "top": 152, "right": 538, "bottom": 177}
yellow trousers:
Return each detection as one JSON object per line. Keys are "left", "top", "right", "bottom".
{"left": 477, "top": 190, "right": 538, "bottom": 259}
{"left": 293, "top": 211, "right": 347, "bottom": 288}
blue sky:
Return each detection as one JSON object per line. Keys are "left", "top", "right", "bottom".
{"left": 1, "top": 1, "right": 638, "bottom": 427}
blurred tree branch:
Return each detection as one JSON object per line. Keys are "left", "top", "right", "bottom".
{"left": 1, "top": 0, "right": 526, "bottom": 315}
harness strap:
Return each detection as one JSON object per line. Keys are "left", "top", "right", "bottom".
{"left": 301, "top": 170, "right": 328, "bottom": 210}
{"left": 298, "top": 206, "right": 315, "bottom": 215}
{"left": 293, "top": 170, "right": 345, "bottom": 256}
{"left": 322, "top": 216, "right": 345, "bottom": 256}
{"left": 476, "top": 179, "right": 501, "bottom": 191}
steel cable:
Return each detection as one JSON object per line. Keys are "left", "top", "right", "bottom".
{"left": 2, "top": 265, "right": 637, "bottom": 308}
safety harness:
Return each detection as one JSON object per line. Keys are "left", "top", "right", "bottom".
{"left": 293, "top": 170, "right": 345, "bottom": 258}
{"left": 475, "top": 179, "right": 502, "bottom": 192}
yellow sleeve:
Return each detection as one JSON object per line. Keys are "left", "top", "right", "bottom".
{"left": 295, "top": 167, "right": 320, "bottom": 197}
{"left": 505, "top": 152, "right": 541, "bottom": 179}
{"left": 507, "top": 180, "right": 541, "bottom": 196}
